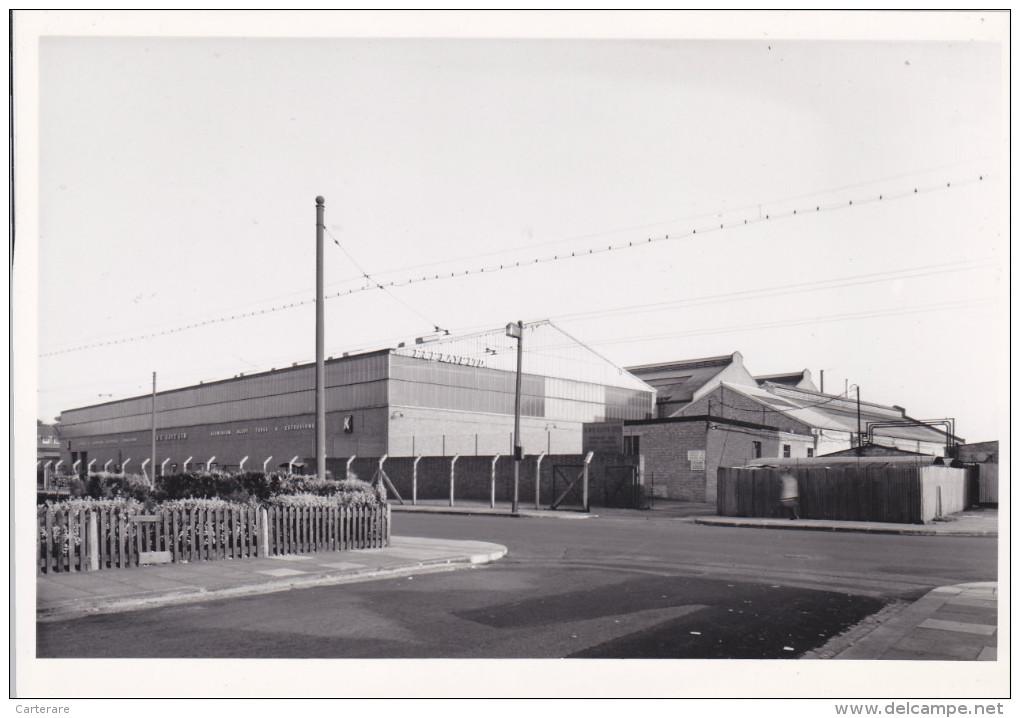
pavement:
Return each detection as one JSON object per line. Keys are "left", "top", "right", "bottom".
{"left": 804, "top": 582, "right": 999, "bottom": 661}
{"left": 37, "top": 535, "right": 507, "bottom": 622}
{"left": 36, "top": 503, "right": 1000, "bottom": 661}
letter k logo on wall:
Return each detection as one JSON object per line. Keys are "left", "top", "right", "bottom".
{"left": 344, "top": 416, "right": 354, "bottom": 434}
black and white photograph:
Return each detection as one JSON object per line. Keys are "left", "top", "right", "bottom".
{"left": 11, "top": 10, "right": 1010, "bottom": 708}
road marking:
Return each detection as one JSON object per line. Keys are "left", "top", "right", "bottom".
{"left": 257, "top": 568, "right": 309, "bottom": 577}
{"left": 919, "top": 618, "right": 995, "bottom": 635}
{"left": 317, "top": 562, "right": 367, "bottom": 570}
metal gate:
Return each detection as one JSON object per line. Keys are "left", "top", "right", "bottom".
{"left": 550, "top": 464, "right": 589, "bottom": 511}
{"left": 603, "top": 465, "right": 639, "bottom": 508}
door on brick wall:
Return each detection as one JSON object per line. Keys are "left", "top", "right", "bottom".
{"left": 603, "top": 465, "right": 639, "bottom": 508}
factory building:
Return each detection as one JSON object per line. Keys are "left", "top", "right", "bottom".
{"left": 623, "top": 354, "right": 961, "bottom": 503}
{"left": 57, "top": 321, "right": 656, "bottom": 475}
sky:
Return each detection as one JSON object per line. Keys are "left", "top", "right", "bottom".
{"left": 20, "top": 11, "right": 1008, "bottom": 444}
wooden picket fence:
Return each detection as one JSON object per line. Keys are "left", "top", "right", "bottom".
{"left": 265, "top": 505, "right": 387, "bottom": 556}
{"left": 37, "top": 503, "right": 390, "bottom": 574}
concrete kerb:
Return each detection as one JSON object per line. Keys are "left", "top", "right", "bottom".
{"left": 390, "top": 505, "right": 595, "bottom": 519}
{"left": 694, "top": 516, "right": 997, "bottom": 537}
{"left": 37, "top": 541, "right": 508, "bottom": 623}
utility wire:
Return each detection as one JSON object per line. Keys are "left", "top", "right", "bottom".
{"left": 39, "top": 173, "right": 990, "bottom": 357}
{"left": 324, "top": 227, "right": 447, "bottom": 334}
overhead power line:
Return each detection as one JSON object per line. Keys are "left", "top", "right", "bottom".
{"left": 324, "top": 226, "right": 447, "bottom": 334}
{"left": 38, "top": 173, "right": 990, "bottom": 358}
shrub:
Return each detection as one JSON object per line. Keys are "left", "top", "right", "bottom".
{"left": 158, "top": 497, "right": 250, "bottom": 513}
{"left": 266, "top": 491, "right": 381, "bottom": 509}
{"left": 38, "top": 497, "right": 145, "bottom": 557}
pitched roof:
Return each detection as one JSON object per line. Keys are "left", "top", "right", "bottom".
{"left": 753, "top": 369, "right": 817, "bottom": 391}
{"left": 710, "top": 382, "right": 961, "bottom": 445}
{"left": 626, "top": 352, "right": 739, "bottom": 404}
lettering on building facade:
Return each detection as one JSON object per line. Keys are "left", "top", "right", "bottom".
{"left": 408, "top": 349, "right": 486, "bottom": 368}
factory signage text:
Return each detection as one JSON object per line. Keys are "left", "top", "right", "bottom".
{"left": 407, "top": 349, "right": 486, "bottom": 368}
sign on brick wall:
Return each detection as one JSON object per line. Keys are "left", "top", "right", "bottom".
{"left": 583, "top": 421, "right": 624, "bottom": 454}
{"left": 688, "top": 449, "right": 706, "bottom": 471}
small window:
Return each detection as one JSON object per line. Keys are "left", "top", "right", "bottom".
{"left": 806, "top": 448, "right": 814, "bottom": 458}
{"left": 752, "top": 441, "right": 762, "bottom": 459}
{"left": 782, "top": 444, "right": 791, "bottom": 458}
{"left": 623, "top": 435, "right": 640, "bottom": 456}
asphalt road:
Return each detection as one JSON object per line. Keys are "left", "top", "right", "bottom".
{"left": 37, "top": 512, "right": 997, "bottom": 659}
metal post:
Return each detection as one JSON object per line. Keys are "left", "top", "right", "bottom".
{"left": 183, "top": 456, "right": 192, "bottom": 472}
{"left": 582, "top": 451, "right": 594, "bottom": 513}
{"left": 507, "top": 320, "right": 524, "bottom": 514}
{"left": 412, "top": 455, "right": 422, "bottom": 506}
{"left": 239, "top": 456, "right": 249, "bottom": 472}
{"left": 141, "top": 458, "right": 150, "bottom": 482}
{"left": 43, "top": 460, "right": 52, "bottom": 490}
{"left": 121, "top": 458, "right": 131, "bottom": 475}
{"left": 856, "top": 385, "right": 862, "bottom": 450}
{"left": 450, "top": 454, "right": 460, "bottom": 507}
{"left": 162, "top": 458, "right": 171, "bottom": 476}
{"left": 103, "top": 459, "right": 113, "bottom": 472}
{"left": 315, "top": 196, "right": 327, "bottom": 479}
{"left": 289, "top": 456, "right": 299, "bottom": 474}
{"left": 263, "top": 456, "right": 273, "bottom": 473}
{"left": 490, "top": 454, "right": 501, "bottom": 508}
{"left": 87, "top": 459, "right": 96, "bottom": 474}
{"left": 206, "top": 456, "right": 216, "bottom": 472}
{"left": 346, "top": 455, "right": 356, "bottom": 479}
{"left": 150, "top": 371, "right": 157, "bottom": 487}
{"left": 535, "top": 452, "right": 546, "bottom": 510}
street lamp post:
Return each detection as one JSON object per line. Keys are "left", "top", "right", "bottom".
{"left": 506, "top": 320, "right": 524, "bottom": 514}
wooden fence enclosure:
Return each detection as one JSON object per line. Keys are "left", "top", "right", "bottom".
{"left": 38, "top": 504, "right": 390, "bottom": 574}
{"left": 716, "top": 465, "right": 967, "bottom": 524}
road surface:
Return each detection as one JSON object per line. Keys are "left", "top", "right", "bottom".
{"left": 37, "top": 511, "right": 996, "bottom": 658}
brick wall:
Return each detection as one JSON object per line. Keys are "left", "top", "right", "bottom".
{"left": 624, "top": 421, "right": 709, "bottom": 502}
{"left": 624, "top": 416, "right": 815, "bottom": 503}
